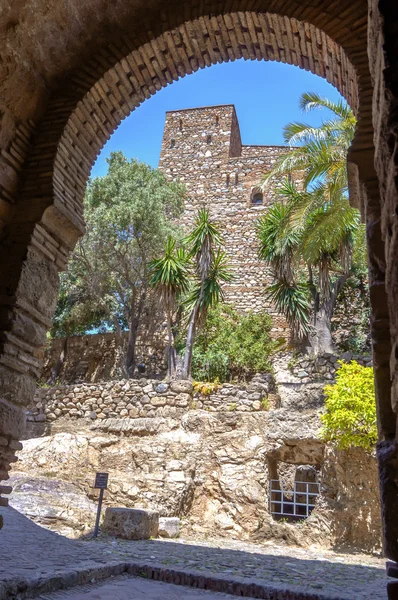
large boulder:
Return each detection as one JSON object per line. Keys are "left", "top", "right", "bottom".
{"left": 158, "top": 516, "right": 180, "bottom": 538}
{"left": 7, "top": 473, "right": 97, "bottom": 538}
{"left": 103, "top": 507, "right": 159, "bottom": 539}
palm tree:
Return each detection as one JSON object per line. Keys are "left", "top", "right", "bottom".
{"left": 182, "top": 208, "right": 233, "bottom": 379}
{"left": 257, "top": 184, "right": 361, "bottom": 354}
{"left": 262, "top": 92, "right": 356, "bottom": 197}
{"left": 149, "top": 237, "right": 190, "bottom": 378}
{"left": 258, "top": 92, "right": 365, "bottom": 355}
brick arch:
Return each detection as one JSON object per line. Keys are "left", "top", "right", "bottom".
{"left": 0, "top": 5, "right": 375, "bottom": 485}
{"left": 2, "top": 1, "right": 395, "bottom": 568}
{"left": 51, "top": 12, "right": 361, "bottom": 228}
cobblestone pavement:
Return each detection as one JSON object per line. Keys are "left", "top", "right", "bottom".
{"left": 36, "top": 574, "right": 253, "bottom": 599}
{"left": 0, "top": 507, "right": 390, "bottom": 600}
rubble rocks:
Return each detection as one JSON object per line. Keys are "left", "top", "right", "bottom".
{"left": 158, "top": 517, "right": 180, "bottom": 538}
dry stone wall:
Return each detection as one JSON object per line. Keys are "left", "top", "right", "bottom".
{"left": 15, "top": 373, "right": 381, "bottom": 553}
{"left": 16, "top": 352, "right": 381, "bottom": 552}
{"left": 28, "top": 376, "right": 271, "bottom": 426}
{"left": 31, "top": 352, "right": 372, "bottom": 426}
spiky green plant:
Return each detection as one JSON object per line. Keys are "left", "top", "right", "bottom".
{"left": 182, "top": 208, "right": 233, "bottom": 378}
{"left": 149, "top": 236, "right": 190, "bottom": 377}
{"left": 258, "top": 93, "right": 365, "bottom": 354}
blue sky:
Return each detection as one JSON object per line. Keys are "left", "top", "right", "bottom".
{"left": 91, "top": 60, "right": 343, "bottom": 178}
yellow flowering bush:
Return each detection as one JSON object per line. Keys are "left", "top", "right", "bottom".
{"left": 320, "top": 361, "right": 377, "bottom": 451}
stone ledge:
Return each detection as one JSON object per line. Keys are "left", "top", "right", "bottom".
{"left": 0, "top": 555, "right": 368, "bottom": 600}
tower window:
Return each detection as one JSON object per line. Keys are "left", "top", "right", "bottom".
{"left": 207, "top": 134, "right": 212, "bottom": 144}
{"left": 179, "top": 119, "right": 183, "bottom": 131}
{"left": 215, "top": 116, "right": 219, "bottom": 126}
{"left": 234, "top": 173, "right": 239, "bottom": 185}
{"left": 226, "top": 174, "right": 230, "bottom": 188}
{"left": 251, "top": 187, "right": 263, "bottom": 205}
{"left": 169, "top": 138, "right": 176, "bottom": 149}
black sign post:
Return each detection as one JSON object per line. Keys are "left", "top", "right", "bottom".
{"left": 93, "top": 472, "right": 109, "bottom": 538}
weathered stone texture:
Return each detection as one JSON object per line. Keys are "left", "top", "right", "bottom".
{"left": 39, "top": 332, "right": 167, "bottom": 384}
{"left": 0, "top": 5, "right": 394, "bottom": 591}
{"left": 26, "top": 377, "right": 271, "bottom": 427}
{"left": 158, "top": 104, "right": 289, "bottom": 330}
{"left": 9, "top": 405, "right": 381, "bottom": 552}
{"left": 103, "top": 507, "right": 159, "bottom": 540}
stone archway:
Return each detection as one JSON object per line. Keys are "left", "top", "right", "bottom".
{"left": 0, "top": 0, "right": 397, "bottom": 579}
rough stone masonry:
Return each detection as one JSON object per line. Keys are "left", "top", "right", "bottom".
{"left": 159, "top": 104, "right": 289, "bottom": 336}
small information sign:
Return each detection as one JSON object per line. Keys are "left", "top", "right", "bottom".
{"left": 94, "top": 472, "right": 109, "bottom": 489}
{"left": 93, "top": 472, "right": 109, "bottom": 537}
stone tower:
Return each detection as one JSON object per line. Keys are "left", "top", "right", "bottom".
{"left": 159, "top": 104, "right": 288, "bottom": 336}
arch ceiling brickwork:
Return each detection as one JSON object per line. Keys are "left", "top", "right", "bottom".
{"left": 1, "top": 2, "right": 398, "bottom": 588}
{"left": 53, "top": 13, "right": 360, "bottom": 230}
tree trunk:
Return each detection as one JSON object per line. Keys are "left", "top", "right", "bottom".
{"left": 47, "top": 336, "right": 68, "bottom": 385}
{"left": 182, "top": 304, "right": 198, "bottom": 379}
{"left": 308, "top": 274, "right": 348, "bottom": 356}
{"left": 308, "top": 304, "right": 335, "bottom": 356}
{"left": 166, "top": 311, "right": 174, "bottom": 379}
{"left": 112, "top": 317, "right": 128, "bottom": 378}
{"left": 125, "top": 290, "right": 147, "bottom": 378}
{"left": 125, "top": 316, "right": 139, "bottom": 378}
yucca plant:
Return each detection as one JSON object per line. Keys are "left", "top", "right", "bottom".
{"left": 182, "top": 208, "right": 233, "bottom": 379}
{"left": 149, "top": 236, "right": 190, "bottom": 378}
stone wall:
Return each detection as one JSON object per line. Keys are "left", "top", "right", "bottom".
{"left": 31, "top": 352, "right": 373, "bottom": 425}
{"left": 28, "top": 375, "right": 271, "bottom": 426}
{"left": 159, "top": 105, "right": 290, "bottom": 336}
{"left": 16, "top": 364, "right": 381, "bottom": 552}
{"left": 0, "top": 0, "right": 385, "bottom": 550}
{"left": 39, "top": 332, "right": 167, "bottom": 384}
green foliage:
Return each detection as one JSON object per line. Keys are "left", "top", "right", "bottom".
{"left": 150, "top": 207, "right": 233, "bottom": 378}
{"left": 52, "top": 152, "right": 185, "bottom": 374}
{"left": 149, "top": 237, "right": 190, "bottom": 303}
{"left": 320, "top": 361, "right": 377, "bottom": 451}
{"left": 149, "top": 236, "right": 191, "bottom": 377}
{"left": 189, "top": 304, "right": 275, "bottom": 382}
{"left": 258, "top": 93, "right": 367, "bottom": 349}
{"left": 180, "top": 207, "right": 234, "bottom": 378}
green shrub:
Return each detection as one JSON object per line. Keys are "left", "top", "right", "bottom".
{"left": 189, "top": 304, "right": 276, "bottom": 382}
{"left": 320, "top": 361, "right": 377, "bottom": 451}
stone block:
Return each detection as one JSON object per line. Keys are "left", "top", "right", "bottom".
{"left": 170, "top": 380, "right": 193, "bottom": 394}
{"left": 155, "top": 383, "right": 169, "bottom": 394}
{"left": 103, "top": 507, "right": 159, "bottom": 539}
{"left": 151, "top": 396, "right": 167, "bottom": 406}
{"left": 158, "top": 517, "right": 180, "bottom": 538}
{"left": 175, "top": 393, "right": 190, "bottom": 407}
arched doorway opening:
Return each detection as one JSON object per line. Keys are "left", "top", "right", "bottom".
{"left": 0, "top": 0, "right": 394, "bottom": 572}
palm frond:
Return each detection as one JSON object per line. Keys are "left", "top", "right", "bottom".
{"left": 266, "top": 278, "right": 311, "bottom": 338}
{"left": 299, "top": 92, "right": 353, "bottom": 121}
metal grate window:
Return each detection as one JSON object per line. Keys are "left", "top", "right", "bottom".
{"left": 269, "top": 479, "right": 320, "bottom": 519}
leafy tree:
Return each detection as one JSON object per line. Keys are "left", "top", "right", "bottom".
{"left": 190, "top": 304, "right": 275, "bottom": 382}
{"left": 52, "top": 151, "right": 185, "bottom": 377}
{"left": 149, "top": 237, "right": 190, "bottom": 378}
{"left": 258, "top": 93, "right": 367, "bottom": 355}
{"left": 182, "top": 208, "right": 233, "bottom": 379}
{"left": 320, "top": 361, "right": 377, "bottom": 451}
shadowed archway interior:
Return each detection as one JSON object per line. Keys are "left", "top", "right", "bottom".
{"left": 1, "top": 1, "right": 398, "bottom": 585}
